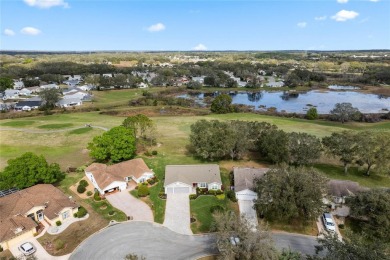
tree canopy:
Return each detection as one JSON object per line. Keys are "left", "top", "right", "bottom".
{"left": 0, "top": 152, "right": 64, "bottom": 190}
{"left": 329, "top": 103, "right": 360, "bottom": 123}
{"left": 346, "top": 189, "right": 390, "bottom": 243}
{"left": 254, "top": 166, "right": 328, "bottom": 222}
{"left": 212, "top": 211, "right": 278, "bottom": 260}
{"left": 0, "top": 77, "right": 13, "bottom": 92}
{"left": 39, "top": 88, "right": 61, "bottom": 109}
{"left": 211, "top": 94, "right": 233, "bottom": 114}
{"left": 88, "top": 126, "right": 137, "bottom": 163}
{"left": 122, "top": 114, "right": 156, "bottom": 140}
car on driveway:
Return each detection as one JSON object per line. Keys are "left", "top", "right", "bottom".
{"left": 18, "top": 242, "right": 36, "bottom": 256}
{"left": 322, "top": 213, "right": 336, "bottom": 232}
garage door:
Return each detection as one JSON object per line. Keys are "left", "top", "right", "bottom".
{"left": 166, "top": 187, "right": 190, "bottom": 194}
{"left": 236, "top": 193, "right": 257, "bottom": 201}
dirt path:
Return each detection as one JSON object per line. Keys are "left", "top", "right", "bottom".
{"left": 0, "top": 125, "right": 109, "bottom": 134}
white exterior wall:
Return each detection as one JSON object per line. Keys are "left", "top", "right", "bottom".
{"left": 134, "top": 172, "right": 154, "bottom": 183}
{"left": 207, "top": 182, "right": 222, "bottom": 190}
{"left": 165, "top": 182, "right": 192, "bottom": 194}
{"left": 85, "top": 171, "right": 104, "bottom": 194}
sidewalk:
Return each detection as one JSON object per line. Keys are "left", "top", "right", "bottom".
{"left": 47, "top": 214, "right": 90, "bottom": 235}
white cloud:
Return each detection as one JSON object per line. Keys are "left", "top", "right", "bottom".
{"left": 337, "top": 0, "right": 349, "bottom": 3}
{"left": 3, "top": 29, "right": 15, "bottom": 36}
{"left": 147, "top": 23, "right": 166, "bottom": 32}
{"left": 315, "top": 16, "right": 327, "bottom": 21}
{"left": 193, "top": 44, "right": 207, "bottom": 51}
{"left": 297, "top": 22, "right": 307, "bottom": 28}
{"left": 24, "top": 0, "right": 69, "bottom": 9}
{"left": 331, "top": 10, "right": 359, "bottom": 22}
{"left": 21, "top": 27, "right": 42, "bottom": 35}
{"left": 369, "top": 0, "right": 379, "bottom": 2}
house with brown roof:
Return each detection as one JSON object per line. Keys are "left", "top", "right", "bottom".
{"left": 0, "top": 184, "right": 78, "bottom": 250}
{"left": 233, "top": 167, "right": 269, "bottom": 201}
{"left": 164, "top": 165, "right": 222, "bottom": 194}
{"left": 85, "top": 158, "right": 154, "bottom": 195}
{"left": 327, "top": 180, "right": 367, "bottom": 205}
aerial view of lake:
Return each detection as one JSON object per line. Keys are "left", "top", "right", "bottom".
{"left": 179, "top": 91, "right": 390, "bottom": 114}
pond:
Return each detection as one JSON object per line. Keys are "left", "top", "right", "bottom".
{"left": 178, "top": 90, "right": 390, "bottom": 114}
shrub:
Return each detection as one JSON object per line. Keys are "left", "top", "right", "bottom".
{"left": 77, "top": 185, "right": 86, "bottom": 194}
{"left": 158, "top": 192, "right": 167, "bottom": 199}
{"left": 210, "top": 205, "right": 225, "bottom": 213}
{"left": 144, "top": 151, "right": 152, "bottom": 156}
{"left": 94, "top": 192, "right": 101, "bottom": 201}
{"left": 73, "top": 213, "right": 77, "bottom": 218}
{"left": 108, "top": 210, "right": 115, "bottom": 216}
{"left": 76, "top": 165, "right": 87, "bottom": 173}
{"left": 189, "top": 194, "right": 198, "bottom": 200}
{"left": 216, "top": 189, "right": 223, "bottom": 195}
{"left": 77, "top": 206, "right": 88, "bottom": 218}
{"left": 54, "top": 239, "right": 65, "bottom": 250}
{"left": 216, "top": 194, "right": 225, "bottom": 200}
{"left": 209, "top": 190, "right": 217, "bottom": 196}
{"left": 79, "top": 179, "right": 89, "bottom": 187}
{"left": 86, "top": 191, "right": 93, "bottom": 196}
{"left": 226, "top": 190, "right": 237, "bottom": 202}
{"left": 338, "top": 224, "right": 345, "bottom": 229}
{"left": 138, "top": 184, "right": 150, "bottom": 197}
{"left": 56, "top": 220, "right": 62, "bottom": 226}
{"left": 306, "top": 107, "right": 318, "bottom": 120}
{"left": 152, "top": 150, "right": 158, "bottom": 155}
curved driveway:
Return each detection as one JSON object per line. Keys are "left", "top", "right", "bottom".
{"left": 70, "top": 222, "right": 218, "bottom": 260}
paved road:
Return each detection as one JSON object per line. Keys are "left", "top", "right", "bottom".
{"left": 0, "top": 125, "right": 108, "bottom": 134}
{"left": 106, "top": 189, "right": 153, "bottom": 222}
{"left": 272, "top": 232, "right": 319, "bottom": 256}
{"left": 164, "top": 193, "right": 192, "bottom": 235}
{"left": 70, "top": 222, "right": 217, "bottom": 260}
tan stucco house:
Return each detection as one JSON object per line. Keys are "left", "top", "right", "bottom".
{"left": 0, "top": 184, "right": 78, "bottom": 250}
{"left": 164, "top": 164, "right": 222, "bottom": 194}
{"left": 85, "top": 158, "right": 154, "bottom": 195}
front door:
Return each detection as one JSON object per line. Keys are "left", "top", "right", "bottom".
{"left": 37, "top": 210, "right": 44, "bottom": 221}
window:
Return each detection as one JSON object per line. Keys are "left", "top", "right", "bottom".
{"left": 198, "top": 182, "right": 207, "bottom": 188}
{"left": 211, "top": 184, "right": 218, "bottom": 190}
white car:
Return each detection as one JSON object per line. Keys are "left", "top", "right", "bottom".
{"left": 18, "top": 242, "right": 36, "bottom": 256}
{"left": 322, "top": 213, "right": 336, "bottom": 232}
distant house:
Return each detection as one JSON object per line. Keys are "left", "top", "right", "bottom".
{"left": 78, "top": 85, "right": 94, "bottom": 91}
{"left": 15, "top": 100, "right": 42, "bottom": 111}
{"left": 63, "top": 90, "right": 89, "bottom": 100}
{"left": 57, "top": 98, "right": 83, "bottom": 108}
{"left": 102, "top": 73, "right": 113, "bottom": 78}
{"left": 85, "top": 158, "right": 154, "bottom": 195}
{"left": 266, "top": 81, "right": 285, "bottom": 88}
{"left": 63, "top": 79, "right": 80, "bottom": 87}
{"left": 0, "top": 184, "right": 79, "bottom": 250}
{"left": 137, "top": 82, "right": 149, "bottom": 89}
{"left": 63, "top": 75, "right": 82, "bottom": 81}
{"left": 26, "top": 86, "right": 41, "bottom": 93}
{"left": 40, "top": 83, "right": 59, "bottom": 90}
{"left": 13, "top": 80, "right": 24, "bottom": 90}
{"left": 2, "top": 89, "right": 20, "bottom": 100}
{"left": 164, "top": 165, "right": 222, "bottom": 194}
{"left": 233, "top": 167, "right": 269, "bottom": 201}
{"left": 191, "top": 76, "right": 205, "bottom": 84}
{"left": 19, "top": 88, "right": 32, "bottom": 96}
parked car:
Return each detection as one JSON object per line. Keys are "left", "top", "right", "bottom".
{"left": 18, "top": 242, "right": 36, "bottom": 256}
{"left": 322, "top": 213, "right": 336, "bottom": 232}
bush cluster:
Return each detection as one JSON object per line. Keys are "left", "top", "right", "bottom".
{"left": 189, "top": 194, "right": 198, "bottom": 200}
{"left": 56, "top": 220, "right": 62, "bottom": 226}
{"left": 77, "top": 185, "right": 86, "bottom": 194}
{"left": 77, "top": 206, "right": 88, "bottom": 218}
{"left": 79, "top": 179, "right": 89, "bottom": 187}
{"left": 138, "top": 184, "right": 150, "bottom": 197}
{"left": 147, "top": 176, "right": 158, "bottom": 185}
{"left": 94, "top": 192, "right": 102, "bottom": 201}
{"left": 86, "top": 191, "right": 93, "bottom": 196}
{"left": 226, "top": 190, "right": 237, "bottom": 202}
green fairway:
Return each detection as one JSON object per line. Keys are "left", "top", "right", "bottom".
{"left": 38, "top": 123, "right": 74, "bottom": 129}
{"left": 0, "top": 120, "right": 36, "bottom": 127}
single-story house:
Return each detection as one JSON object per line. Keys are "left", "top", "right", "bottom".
{"left": 15, "top": 100, "right": 42, "bottom": 111}
{"left": 63, "top": 90, "right": 89, "bottom": 100}
{"left": 26, "top": 86, "right": 41, "bottom": 93}
{"left": 13, "top": 81, "right": 24, "bottom": 90}
{"left": 164, "top": 164, "right": 222, "bottom": 194}
{"left": 56, "top": 98, "right": 82, "bottom": 108}
{"left": 0, "top": 184, "right": 79, "bottom": 250}
{"left": 85, "top": 158, "right": 154, "bottom": 195}
{"left": 327, "top": 180, "right": 367, "bottom": 205}
{"left": 19, "top": 88, "right": 32, "bottom": 96}
{"left": 2, "top": 89, "right": 20, "bottom": 100}
{"left": 63, "top": 79, "right": 80, "bottom": 87}
{"left": 78, "top": 85, "right": 94, "bottom": 91}
{"left": 138, "top": 82, "right": 149, "bottom": 88}
{"left": 233, "top": 167, "right": 269, "bottom": 201}
{"left": 63, "top": 75, "right": 82, "bottom": 81}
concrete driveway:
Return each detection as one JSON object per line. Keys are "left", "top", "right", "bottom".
{"left": 9, "top": 237, "right": 70, "bottom": 260}
{"left": 237, "top": 199, "right": 258, "bottom": 230}
{"left": 70, "top": 221, "right": 217, "bottom": 260}
{"left": 106, "top": 189, "right": 153, "bottom": 222}
{"left": 317, "top": 214, "right": 343, "bottom": 241}
{"left": 163, "top": 193, "right": 193, "bottom": 235}
{"left": 272, "top": 232, "right": 319, "bottom": 256}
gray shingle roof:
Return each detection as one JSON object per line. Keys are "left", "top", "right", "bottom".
{"left": 164, "top": 165, "right": 221, "bottom": 186}
{"left": 233, "top": 167, "right": 269, "bottom": 192}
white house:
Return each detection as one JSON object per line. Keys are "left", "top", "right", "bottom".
{"left": 3, "top": 89, "right": 20, "bottom": 100}
{"left": 13, "top": 80, "right": 24, "bottom": 90}
{"left": 78, "top": 85, "right": 93, "bottom": 91}
{"left": 40, "top": 84, "right": 59, "bottom": 90}
{"left": 56, "top": 98, "right": 82, "bottom": 108}
{"left": 19, "top": 88, "right": 32, "bottom": 96}
{"left": 84, "top": 158, "right": 154, "bottom": 195}
{"left": 137, "top": 82, "right": 149, "bottom": 89}
{"left": 63, "top": 91, "right": 89, "bottom": 100}
{"left": 233, "top": 167, "right": 269, "bottom": 201}
{"left": 164, "top": 165, "right": 222, "bottom": 194}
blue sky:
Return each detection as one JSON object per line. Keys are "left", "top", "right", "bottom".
{"left": 1, "top": 0, "right": 389, "bottom": 51}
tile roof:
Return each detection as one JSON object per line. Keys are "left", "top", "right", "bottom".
{"left": 0, "top": 184, "right": 78, "bottom": 243}
{"left": 233, "top": 167, "right": 269, "bottom": 192}
{"left": 164, "top": 164, "right": 221, "bottom": 186}
{"left": 85, "top": 158, "right": 152, "bottom": 190}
